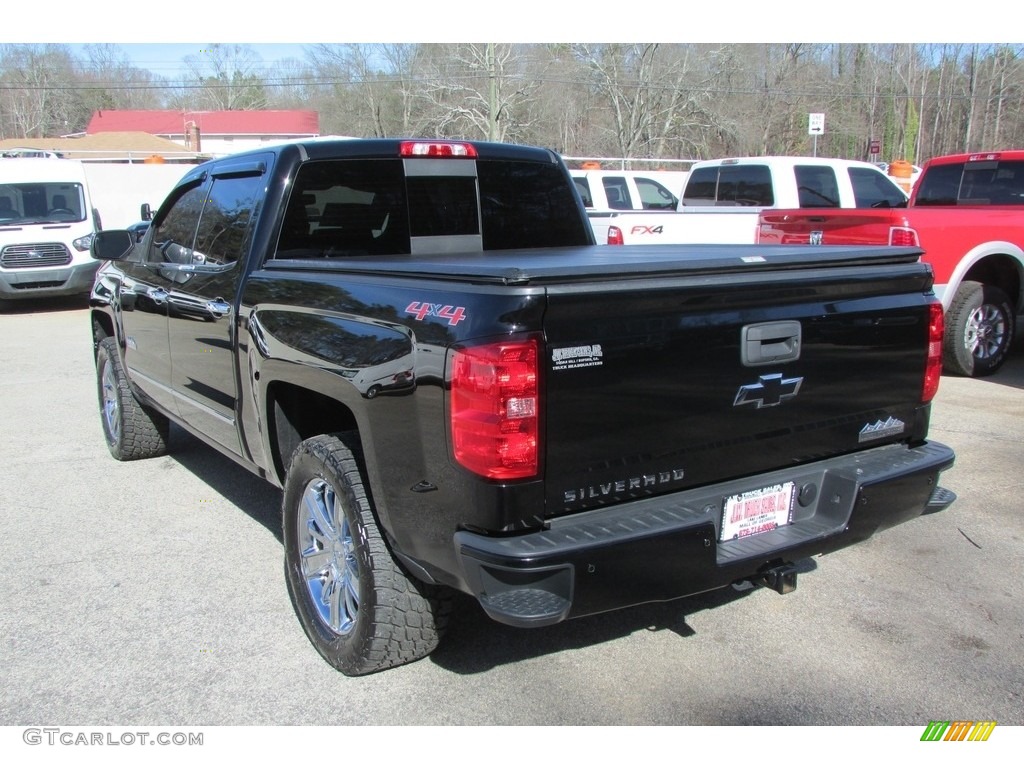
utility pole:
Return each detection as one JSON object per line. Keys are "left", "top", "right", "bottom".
{"left": 487, "top": 43, "right": 498, "bottom": 142}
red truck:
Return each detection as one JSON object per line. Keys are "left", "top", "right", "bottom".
{"left": 757, "top": 151, "right": 1024, "bottom": 377}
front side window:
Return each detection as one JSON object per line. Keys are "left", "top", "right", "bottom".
{"left": 635, "top": 178, "right": 678, "bottom": 210}
{"left": 192, "top": 174, "right": 264, "bottom": 266}
{"left": 146, "top": 184, "right": 208, "bottom": 264}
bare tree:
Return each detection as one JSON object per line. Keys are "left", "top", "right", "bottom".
{"left": 416, "top": 43, "right": 535, "bottom": 142}
{"left": 0, "top": 44, "right": 89, "bottom": 138}
{"left": 179, "top": 44, "right": 268, "bottom": 111}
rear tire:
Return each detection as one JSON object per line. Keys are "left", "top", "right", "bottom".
{"left": 282, "top": 433, "right": 452, "bottom": 675}
{"left": 95, "top": 337, "right": 169, "bottom": 460}
{"left": 943, "top": 281, "right": 1014, "bottom": 377}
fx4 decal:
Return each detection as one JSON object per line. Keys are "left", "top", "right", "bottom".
{"left": 629, "top": 225, "right": 664, "bottom": 235}
{"left": 405, "top": 302, "right": 467, "bottom": 326}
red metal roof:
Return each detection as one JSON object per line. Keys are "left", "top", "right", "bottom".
{"left": 86, "top": 110, "right": 319, "bottom": 136}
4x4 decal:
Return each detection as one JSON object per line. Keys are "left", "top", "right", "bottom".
{"left": 405, "top": 301, "right": 467, "bottom": 326}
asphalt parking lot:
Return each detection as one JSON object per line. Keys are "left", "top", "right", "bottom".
{"left": 1, "top": 297, "right": 1022, "bottom": 729}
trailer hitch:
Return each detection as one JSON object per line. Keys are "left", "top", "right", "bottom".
{"left": 753, "top": 562, "right": 798, "bottom": 595}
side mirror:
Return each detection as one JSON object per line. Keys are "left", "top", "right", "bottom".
{"left": 140, "top": 203, "right": 153, "bottom": 222}
{"left": 91, "top": 230, "right": 135, "bottom": 262}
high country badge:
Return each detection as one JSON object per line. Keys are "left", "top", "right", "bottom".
{"left": 859, "top": 416, "right": 906, "bottom": 443}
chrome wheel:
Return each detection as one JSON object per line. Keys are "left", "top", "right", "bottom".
{"left": 298, "top": 478, "right": 360, "bottom": 635}
{"left": 965, "top": 302, "right": 1008, "bottom": 363}
{"left": 100, "top": 357, "right": 121, "bottom": 445}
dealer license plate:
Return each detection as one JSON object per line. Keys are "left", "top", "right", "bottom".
{"left": 720, "top": 482, "right": 796, "bottom": 542}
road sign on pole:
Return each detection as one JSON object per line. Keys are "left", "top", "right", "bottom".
{"left": 808, "top": 113, "right": 825, "bottom": 157}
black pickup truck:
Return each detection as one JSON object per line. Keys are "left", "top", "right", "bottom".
{"left": 89, "top": 138, "right": 956, "bottom": 676}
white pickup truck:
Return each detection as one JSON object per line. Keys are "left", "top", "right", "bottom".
{"left": 594, "top": 156, "right": 908, "bottom": 245}
{"left": 570, "top": 170, "right": 687, "bottom": 211}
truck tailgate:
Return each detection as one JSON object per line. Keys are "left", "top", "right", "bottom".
{"left": 540, "top": 251, "right": 936, "bottom": 517}
{"left": 758, "top": 210, "right": 907, "bottom": 245}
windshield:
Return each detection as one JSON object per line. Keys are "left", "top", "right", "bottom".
{"left": 0, "top": 181, "right": 87, "bottom": 224}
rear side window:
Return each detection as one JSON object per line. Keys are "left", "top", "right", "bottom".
{"left": 601, "top": 176, "right": 631, "bottom": 209}
{"left": 794, "top": 165, "right": 840, "bottom": 207}
{"left": 848, "top": 167, "right": 907, "bottom": 208}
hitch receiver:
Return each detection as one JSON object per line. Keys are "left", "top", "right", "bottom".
{"left": 754, "top": 563, "right": 798, "bottom": 595}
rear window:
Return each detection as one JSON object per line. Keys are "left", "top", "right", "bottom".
{"left": 916, "top": 159, "right": 1024, "bottom": 205}
{"left": 275, "top": 158, "right": 590, "bottom": 259}
{"left": 478, "top": 160, "right": 592, "bottom": 249}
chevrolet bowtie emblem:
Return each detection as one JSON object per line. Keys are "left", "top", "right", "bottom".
{"left": 734, "top": 374, "right": 803, "bottom": 409}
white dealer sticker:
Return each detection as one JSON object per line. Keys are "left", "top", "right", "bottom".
{"left": 551, "top": 344, "right": 604, "bottom": 371}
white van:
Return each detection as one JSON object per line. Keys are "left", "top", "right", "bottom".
{"left": 0, "top": 157, "right": 102, "bottom": 301}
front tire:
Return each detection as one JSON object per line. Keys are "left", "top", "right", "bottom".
{"left": 95, "top": 337, "right": 169, "bottom": 460}
{"left": 282, "top": 433, "right": 451, "bottom": 675}
{"left": 943, "top": 281, "right": 1014, "bottom": 377}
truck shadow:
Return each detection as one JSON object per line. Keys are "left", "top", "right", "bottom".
{"left": 944, "top": 334, "right": 1024, "bottom": 390}
{"left": 165, "top": 426, "right": 823, "bottom": 673}
{"left": 0, "top": 295, "right": 90, "bottom": 314}
{"left": 168, "top": 425, "right": 284, "bottom": 543}
{"left": 431, "top": 558, "right": 818, "bottom": 675}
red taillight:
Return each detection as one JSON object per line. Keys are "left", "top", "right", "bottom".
{"left": 607, "top": 226, "right": 624, "bottom": 245}
{"left": 889, "top": 226, "right": 920, "bottom": 247}
{"left": 451, "top": 338, "right": 540, "bottom": 480}
{"left": 923, "top": 302, "right": 944, "bottom": 402}
{"left": 399, "top": 140, "right": 477, "bottom": 158}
